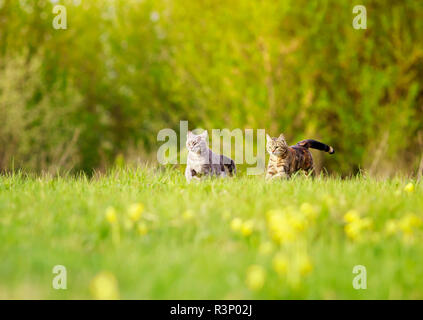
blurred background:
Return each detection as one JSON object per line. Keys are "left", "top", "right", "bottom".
{"left": 0, "top": 0, "right": 422, "bottom": 176}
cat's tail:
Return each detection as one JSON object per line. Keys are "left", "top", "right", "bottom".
{"left": 296, "top": 139, "right": 335, "bottom": 154}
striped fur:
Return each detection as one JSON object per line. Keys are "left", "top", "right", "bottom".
{"left": 265, "top": 134, "right": 334, "bottom": 180}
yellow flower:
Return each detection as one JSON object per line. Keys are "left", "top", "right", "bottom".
{"left": 384, "top": 219, "right": 398, "bottom": 236}
{"left": 399, "top": 213, "right": 422, "bottom": 234}
{"left": 298, "top": 254, "right": 313, "bottom": 276}
{"left": 137, "top": 222, "right": 148, "bottom": 236}
{"left": 300, "top": 202, "right": 318, "bottom": 220}
{"left": 344, "top": 210, "right": 360, "bottom": 223}
{"left": 344, "top": 215, "right": 373, "bottom": 241}
{"left": 289, "top": 215, "right": 307, "bottom": 231}
{"left": 267, "top": 211, "right": 285, "bottom": 234}
{"left": 266, "top": 210, "right": 299, "bottom": 244}
{"left": 245, "top": 265, "right": 266, "bottom": 291}
{"left": 258, "top": 241, "right": 274, "bottom": 255}
{"left": 182, "top": 210, "right": 194, "bottom": 221}
{"left": 230, "top": 218, "right": 243, "bottom": 232}
{"left": 272, "top": 253, "right": 288, "bottom": 275}
{"left": 105, "top": 207, "right": 117, "bottom": 224}
{"left": 404, "top": 183, "right": 414, "bottom": 193}
{"left": 128, "top": 203, "right": 144, "bottom": 222}
{"left": 344, "top": 222, "right": 361, "bottom": 240}
{"left": 90, "top": 271, "right": 119, "bottom": 300}
{"left": 241, "top": 220, "right": 254, "bottom": 236}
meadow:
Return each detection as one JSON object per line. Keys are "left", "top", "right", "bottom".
{"left": 1, "top": 167, "right": 422, "bottom": 299}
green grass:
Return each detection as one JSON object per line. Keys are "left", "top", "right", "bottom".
{"left": 1, "top": 167, "right": 422, "bottom": 299}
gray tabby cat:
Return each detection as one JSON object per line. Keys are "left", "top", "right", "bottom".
{"left": 185, "top": 130, "right": 236, "bottom": 183}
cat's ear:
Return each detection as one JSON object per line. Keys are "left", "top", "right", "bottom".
{"left": 278, "top": 133, "right": 286, "bottom": 141}
{"left": 200, "top": 130, "right": 208, "bottom": 139}
{"left": 187, "top": 130, "right": 193, "bottom": 138}
{"left": 266, "top": 133, "right": 272, "bottom": 141}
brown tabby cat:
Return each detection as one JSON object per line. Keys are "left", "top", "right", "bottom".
{"left": 265, "top": 134, "right": 334, "bottom": 179}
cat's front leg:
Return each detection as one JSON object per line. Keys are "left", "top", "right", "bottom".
{"left": 185, "top": 166, "right": 195, "bottom": 183}
{"left": 304, "top": 167, "right": 315, "bottom": 178}
{"left": 267, "top": 171, "right": 289, "bottom": 180}
{"left": 265, "top": 172, "right": 273, "bottom": 180}
{"left": 266, "top": 166, "right": 288, "bottom": 180}
{"left": 265, "top": 165, "right": 275, "bottom": 180}
{"left": 275, "top": 172, "right": 290, "bottom": 179}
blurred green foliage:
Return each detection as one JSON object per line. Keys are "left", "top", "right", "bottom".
{"left": 0, "top": 0, "right": 422, "bottom": 175}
